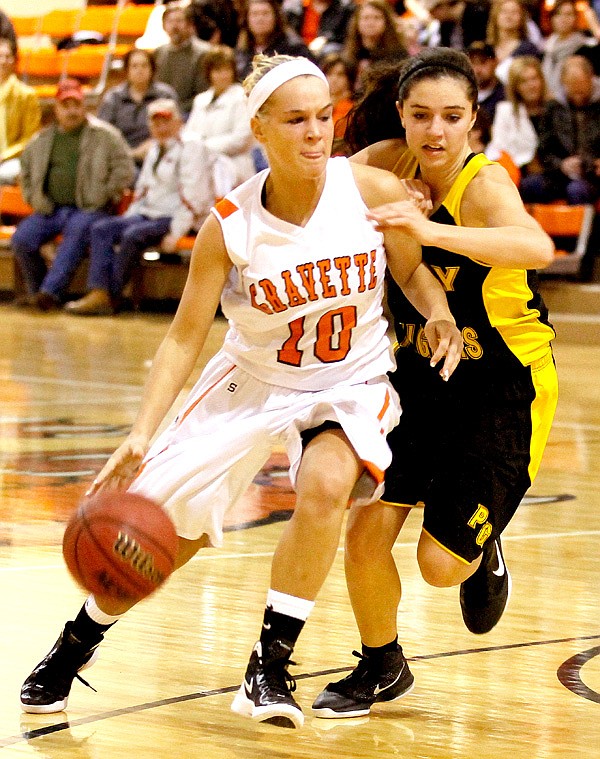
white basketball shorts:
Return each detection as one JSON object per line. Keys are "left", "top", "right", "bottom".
{"left": 129, "top": 350, "right": 401, "bottom": 545}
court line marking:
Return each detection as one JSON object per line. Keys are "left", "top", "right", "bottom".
{"left": 557, "top": 645, "right": 600, "bottom": 705}
{"left": 3, "top": 529, "right": 600, "bottom": 574}
{"left": 0, "top": 375, "right": 144, "bottom": 392}
{"left": 0, "top": 398, "right": 142, "bottom": 410}
{"left": 5, "top": 633, "right": 600, "bottom": 748}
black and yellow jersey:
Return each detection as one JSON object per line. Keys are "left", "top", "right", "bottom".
{"left": 387, "top": 151, "right": 556, "bottom": 383}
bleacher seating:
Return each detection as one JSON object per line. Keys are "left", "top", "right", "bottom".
{"left": 528, "top": 202, "right": 596, "bottom": 276}
{"left": 4, "top": 0, "right": 598, "bottom": 303}
{"left": 11, "top": 3, "right": 153, "bottom": 47}
{"left": 0, "top": 184, "right": 196, "bottom": 308}
{"left": 39, "top": 9, "right": 80, "bottom": 39}
{"left": 12, "top": 3, "right": 154, "bottom": 96}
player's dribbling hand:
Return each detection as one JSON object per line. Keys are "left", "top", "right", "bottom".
{"left": 424, "top": 318, "right": 463, "bottom": 381}
{"left": 86, "top": 436, "right": 149, "bottom": 496}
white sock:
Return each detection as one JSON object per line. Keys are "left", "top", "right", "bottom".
{"left": 85, "top": 595, "right": 125, "bottom": 626}
{"left": 266, "top": 589, "right": 315, "bottom": 621}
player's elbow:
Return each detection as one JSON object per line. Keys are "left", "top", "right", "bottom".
{"left": 533, "top": 233, "right": 557, "bottom": 270}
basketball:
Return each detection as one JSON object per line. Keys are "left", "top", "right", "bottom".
{"left": 62, "top": 491, "right": 179, "bottom": 603}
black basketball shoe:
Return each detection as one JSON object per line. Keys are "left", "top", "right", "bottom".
{"left": 460, "top": 537, "right": 512, "bottom": 634}
{"left": 231, "top": 639, "right": 304, "bottom": 728}
{"left": 312, "top": 645, "right": 414, "bottom": 718}
{"left": 20, "top": 622, "right": 101, "bottom": 713}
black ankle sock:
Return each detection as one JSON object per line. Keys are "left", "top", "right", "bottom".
{"left": 71, "top": 604, "right": 115, "bottom": 645}
{"left": 259, "top": 606, "right": 305, "bottom": 648}
{"left": 362, "top": 637, "right": 399, "bottom": 660}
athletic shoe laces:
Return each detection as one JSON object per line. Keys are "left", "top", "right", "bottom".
{"left": 260, "top": 643, "right": 298, "bottom": 696}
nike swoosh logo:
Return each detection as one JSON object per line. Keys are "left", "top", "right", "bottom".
{"left": 492, "top": 542, "right": 505, "bottom": 577}
{"left": 262, "top": 622, "right": 271, "bottom": 630}
{"left": 243, "top": 676, "right": 253, "bottom": 696}
{"left": 373, "top": 667, "right": 404, "bottom": 696}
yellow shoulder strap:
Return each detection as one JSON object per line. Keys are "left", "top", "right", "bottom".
{"left": 443, "top": 153, "right": 495, "bottom": 224}
{"left": 391, "top": 150, "right": 419, "bottom": 179}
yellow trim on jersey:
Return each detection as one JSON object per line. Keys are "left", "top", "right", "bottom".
{"left": 393, "top": 150, "right": 555, "bottom": 367}
{"left": 421, "top": 528, "right": 472, "bottom": 565}
{"left": 482, "top": 268, "right": 556, "bottom": 365}
{"left": 379, "top": 498, "right": 424, "bottom": 508}
{"left": 528, "top": 350, "right": 558, "bottom": 481}
{"left": 442, "top": 152, "right": 490, "bottom": 224}
{"left": 391, "top": 150, "right": 419, "bottom": 180}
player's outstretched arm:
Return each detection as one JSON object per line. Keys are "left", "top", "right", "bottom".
{"left": 366, "top": 164, "right": 555, "bottom": 269}
{"left": 89, "top": 215, "right": 232, "bottom": 494}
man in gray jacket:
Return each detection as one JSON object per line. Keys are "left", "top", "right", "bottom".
{"left": 12, "top": 79, "right": 135, "bottom": 311}
{"left": 64, "top": 98, "right": 231, "bottom": 315}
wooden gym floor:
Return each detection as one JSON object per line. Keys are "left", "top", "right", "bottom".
{"left": 0, "top": 300, "right": 599, "bottom": 758}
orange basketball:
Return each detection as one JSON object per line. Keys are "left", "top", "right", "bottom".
{"left": 62, "top": 491, "right": 178, "bottom": 603}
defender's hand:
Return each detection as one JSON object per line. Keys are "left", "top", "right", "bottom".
{"left": 424, "top": 319, "right": 463, "bottom": 381}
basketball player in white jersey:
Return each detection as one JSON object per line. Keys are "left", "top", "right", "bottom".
{"left": 20, "top": 55, "right": 462, "bottom": 728}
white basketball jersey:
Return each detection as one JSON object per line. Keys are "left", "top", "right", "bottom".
{"left": 211, "top": 157, "right": 393, "bottom": 391}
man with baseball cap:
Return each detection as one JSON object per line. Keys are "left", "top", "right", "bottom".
{"left": 12, "top": 78, "right": 134, "bottom": 311}
{"left": 64, "top": 98, "right": 231, "bottom": 315}
{"left": 467, "top": 41, "right": 505, "bottom": 120}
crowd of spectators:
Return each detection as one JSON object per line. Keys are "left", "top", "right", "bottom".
{"left": 2, "top": 0, "right": 600, "bottom": 312}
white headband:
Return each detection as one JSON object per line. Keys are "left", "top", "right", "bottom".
{"left": 246, "top": 58, "right": 328, "bottom": 119}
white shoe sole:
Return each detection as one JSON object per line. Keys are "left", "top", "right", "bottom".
{"left": 19, "top": 648, "right": 100, "bottom": 714}
{"left": 231, "top": 684, "right": 304, "bottom": 728}
{"left": 312, "top": 679, "right": 415, "bottom": 719}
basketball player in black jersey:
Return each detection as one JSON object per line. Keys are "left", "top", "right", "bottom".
{"left": 313, "top": 48, "right": 559, "bottom": 719}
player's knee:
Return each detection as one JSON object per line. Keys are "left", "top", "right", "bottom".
{"left": 297, "top": 472, "right": 353, "bottom": 517}
{"left": 419, "top": 558, "right": 455, "bottom": 587}
{"left": 417, "top": 541, "right": 463, "bottom": 587}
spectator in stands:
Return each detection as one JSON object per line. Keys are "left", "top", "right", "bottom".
{"left": 136, "top": 0, "right": 170, "bottom": 50}
{"left": 183, "top": 45, "right": 255, "bottom": 186}
{"left": 0, "top": 38, "right": 41, "bottom": 185}
{"left": 486, "top": 56, "right": 547, "bottom": 181}
{"left": 520, "top": 55, "right": 600, "bottom": 205}
{"left": 320, "top": 52, "right": 356, "bottom": 154}
{"left": 462, "top": 0, "right": 493, "bottom": 47}
{"left": 419, "top": 0, "right": 491, "bottom": 49}
{"left": 191, "top": 0, "right": 240, "bottom": 47}
{"left": 399, "top": 14, "right": 423, "bottom": 56}
{"left": 487, "top": 0, "right": 542, "bottom": 84}
{"left": 12, "top": 79, "right": 134, "bottom": 312}
{"left": 64, "top": 99, "right": 219, "bottom": 316}
{"left": 542, "top": 0, "right": 595, "bottom": 98}
{"left": 283, "top": 0, "right": 354, "bottom": 59}
{"left": 467, "top": 41, "right": 506, "bottom": 120}
{"left": 343, "top": 0, "right": 407, "bottom": 90}
{"left": 468, "top": 106, "right": 492, "bottom": 153}
{"left": 420, "top": 0, "right": 467, "bottom": 49}
{"left": 0, "top": 8, "right": 16, "bottom": 49}
{"left": 98, "top": 48, "right": 178, "bottom": 172}
{"left": 154, "top": 1, "right": 213, "bottom": 116}
{"left": 235, "top": 0, "right": 312, "bottom": 80}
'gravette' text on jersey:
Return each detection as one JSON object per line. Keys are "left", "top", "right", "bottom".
{"left": 249, "top": 251, "right": 378, "bottom": 314}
